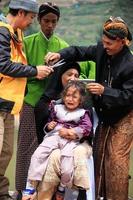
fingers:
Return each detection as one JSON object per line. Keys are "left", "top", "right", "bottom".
{"left": 48, "top": 121, "right": 57, "bottom": 130}
{"left": 36, "top": 65, "right": 54, "bottom": 79}
{"left": 86, "top": 83, "right": 104, "bottom": 95}
{"left": 45, "top": 52, "right": 61, "bottom": 64}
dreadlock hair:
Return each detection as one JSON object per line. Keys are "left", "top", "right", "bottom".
{"left": 61, "top": 80, "right": 86, "bottom": 108}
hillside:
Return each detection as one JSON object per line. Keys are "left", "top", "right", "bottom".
{"left": 1, "top": 0, "right": 133, "bottom": 50}
{"left": 27, "top": 0, "right": 132, "bottom": 50}
{"left": 38, "top": 0, "right": 110, "bottom": 7}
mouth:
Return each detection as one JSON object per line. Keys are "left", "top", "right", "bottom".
{"left": 106, "top": 49, "right": 111, "bottom": 54}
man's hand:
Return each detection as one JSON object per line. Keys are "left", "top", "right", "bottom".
{"left": 36, "top": 65, "right": 54, "bottom": 79}
{"left": 45, "top": 52, "right": 61, "bottom": 65}
{"left": 47, "top": 121, "right": 57, "bottom": 131}
{"left": 86, "top": 82, "right": 104, "bottom": 95}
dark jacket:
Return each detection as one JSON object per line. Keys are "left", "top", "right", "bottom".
{"left": 59, "top": 42, "right": 133, "bottom": 125}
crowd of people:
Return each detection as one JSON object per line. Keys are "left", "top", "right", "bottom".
{"left": 0, "top": 0, "right": 133, "bottom": 200}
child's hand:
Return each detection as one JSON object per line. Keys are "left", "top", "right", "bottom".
{"left": 66, "top": 129, "right": 78, "bottom": 140}
{"left": 59, "top": 128, "right": 78, "bottom": 140}
{"left": 59, "top": 128, "right": 68, "bottom": 138}
{"left": 47, "top": 121, "right": 57, "bottom": 130}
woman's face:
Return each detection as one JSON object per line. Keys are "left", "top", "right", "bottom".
{"left": 61, "top": 68, "right": 79, "bottom": 87}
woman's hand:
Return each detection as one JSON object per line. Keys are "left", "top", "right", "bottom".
{"left": 45, "top": 52, "right": 61, "bottom": 65}
{"left": 86, "top": 82, "right": 104, "bottom": 95}
{"left": 47, "top": 121, "right": 57, "bottom": 131}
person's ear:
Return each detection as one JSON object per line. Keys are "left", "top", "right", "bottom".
{"left": 37, "top": 16, "right": 41, "bottom": 24}
{"left": 122, "top": 39, "right": 126, "bottom": 45}
{"left": 18, "top": 9, "right": 25, "bottom": 17}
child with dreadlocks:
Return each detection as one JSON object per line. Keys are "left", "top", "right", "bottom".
{"left": 28, "top": 80, "right": 92, "bottom": 200}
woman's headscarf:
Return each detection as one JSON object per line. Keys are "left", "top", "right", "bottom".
{"left": 103, "top": 16, "right": 132, "bottom": 45}
{"left": 42, "top": 62, "right": 81, "bottom": 101}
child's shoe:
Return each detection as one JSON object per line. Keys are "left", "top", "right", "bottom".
{"left": 54, "top": 186, "right": 65, "bottom": 200}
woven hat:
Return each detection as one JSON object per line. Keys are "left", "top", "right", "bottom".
{"left": 9, "top": 0, "right": 38, "bottom": 13}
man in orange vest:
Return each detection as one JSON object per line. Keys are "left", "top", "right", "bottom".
{"left": 0, "top": 1, "right": 53, "bottom": 199}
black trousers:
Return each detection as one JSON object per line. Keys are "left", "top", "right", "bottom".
{"left": 77, "top": 190, "right": 87, "bottom": 200}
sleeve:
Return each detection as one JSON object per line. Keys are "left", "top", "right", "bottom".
{"left": 79, "top": 61, "right": 96, "bottom": 79}
{"left": 102, "top": 66, "right": 133, "bottom": 108}
{"left": 47, "top": 101, "right": 57, "bottom": 122}
{"left": 0, "top": 27, "right": 37, "bottom": 77}
{"left": 59, "top": 45, "right": 97, "bottom": 63}
{"left": 43, "top": 101, "right": 57, "bottom": 134}
{"left": 73, "top": 111, "right": 92, "bottom": 139}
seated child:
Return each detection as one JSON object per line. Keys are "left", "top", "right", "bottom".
{"left": 27, "top": 80, "right": 92, "bottom": 200}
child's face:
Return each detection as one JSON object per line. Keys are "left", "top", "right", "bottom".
{"left": 63, "top": 86, "right": 81, "bottom": 111}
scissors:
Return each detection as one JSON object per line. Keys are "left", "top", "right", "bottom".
{"left": 48, "top": 59, "right": 66, "bottom": 68}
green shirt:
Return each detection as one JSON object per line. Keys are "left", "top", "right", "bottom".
{"left": 24, "top": 31, "right": 68, "bottom": 107}
{"left": 80, "top": 61, "right": 95, "bottom": 79}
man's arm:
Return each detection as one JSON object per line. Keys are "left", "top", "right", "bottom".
{"left": 45, "top": 45, "right": 97, "bottom": 65}
{"left": 0, "top": 27, "right": 53, "bottom": 78}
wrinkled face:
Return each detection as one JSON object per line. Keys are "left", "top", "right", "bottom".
{"left": 39, "top": 12, "right": 58, "bottom": 38}
{"left": 17, "top": 11, "right": 36, "bottom": 30}
{"left": 102, "top": 34, "right": 125, "bottom": 56}
{"left": 61, "top": 69, "right": 79, "bottom": 88}
{"left": 63, "top": 86, "right": 81, "bottom": 111}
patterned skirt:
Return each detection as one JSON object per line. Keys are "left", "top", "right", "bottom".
{"left": 93, "top": 110, "right": 133, "bottom": 200}
{"left": 15, "top": 103, "right": 38, "bottom": 190}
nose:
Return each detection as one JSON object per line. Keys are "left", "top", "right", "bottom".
{"left": 103, "top": 43, "right": 107, "bottom": 49}
{"left": 48, "top": 22, "right": 53, "bottom": 28}
{"left": 70, "top": 75, "right": 77, "bottom": 81}
{"left": 68, "top": 96, "right": 73, "bottom": 101}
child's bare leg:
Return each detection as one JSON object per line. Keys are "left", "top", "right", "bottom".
{"left": 37, "top": 187, "right": 55, "bottom": 200}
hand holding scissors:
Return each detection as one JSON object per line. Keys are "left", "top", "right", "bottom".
{"left": 45, "top": 52, "right": 61, "bottom": 65}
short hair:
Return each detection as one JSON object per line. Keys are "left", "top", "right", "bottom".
{"left": 8, "top": 8, "right": 30, "bottom": 16}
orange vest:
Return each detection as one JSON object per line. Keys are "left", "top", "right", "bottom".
{"left": 0, "top": 22, "right": 27, "bottom": 114}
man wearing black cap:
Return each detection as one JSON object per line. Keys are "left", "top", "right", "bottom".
{"left": 15, "top": 2, "right": 69, "bottom": 198}
{"left": 46, "top": 16, "right": 133, "bottom": 200}
{"left": 0, "top": 1, "right": 54, "bottom": 200}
